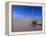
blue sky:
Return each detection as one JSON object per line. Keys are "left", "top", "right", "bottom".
{"left": 12, "top": 5, "right": 42, "bottom": 19}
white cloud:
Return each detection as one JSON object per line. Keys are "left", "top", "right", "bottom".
{"left": 13, "top": 14, "right": 24, "bottom": 19}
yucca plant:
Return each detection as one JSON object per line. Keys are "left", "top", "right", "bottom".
{"left": 32, "top": 20, "right": 37, "bottom": 26}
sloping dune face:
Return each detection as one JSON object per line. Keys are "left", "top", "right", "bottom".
{"left": 12, "top": 18, "right": 33, "bottom": 32}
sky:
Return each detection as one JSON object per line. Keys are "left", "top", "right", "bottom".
{"left": 12, "top": 5, "right": 42, "bottom": 19}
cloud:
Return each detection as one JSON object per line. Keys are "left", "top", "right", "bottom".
{"left": 12, "top": 12, "right": 25, "bottom": 19}
{"left": 13, "top": 14, "right": 25, "bottom": 19}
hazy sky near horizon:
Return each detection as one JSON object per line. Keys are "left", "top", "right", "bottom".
{"left": 12, "top": 5, "right": 42, "bottom": 19}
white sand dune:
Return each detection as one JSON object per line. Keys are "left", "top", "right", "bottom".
{"left": 12, "top": 17, "right": 42, "bottom": 32}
